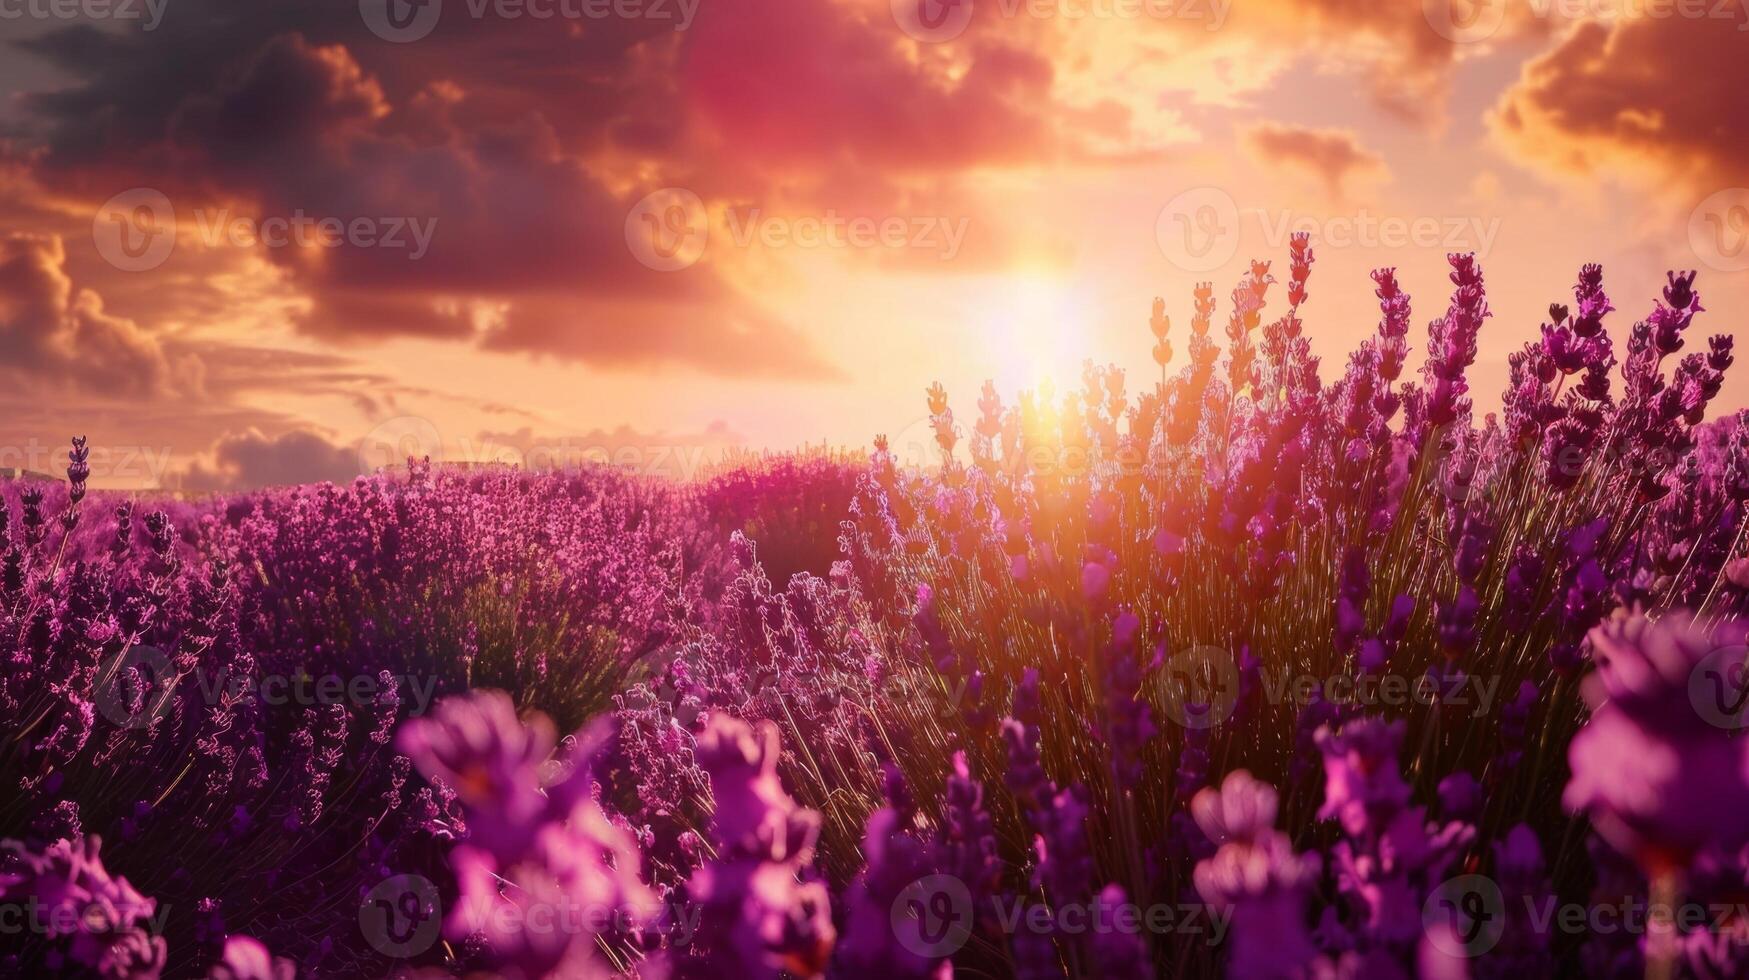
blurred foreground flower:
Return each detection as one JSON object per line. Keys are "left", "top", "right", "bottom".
{"left": 399, "top": 690, "right": 659, "bottom": 979}
{"left": 1565, "top": 611, "right": 1749, "bottom": 873}
{"left": 0, "top": 836, "right": 165, "bottom": 980}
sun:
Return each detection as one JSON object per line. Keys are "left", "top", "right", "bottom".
{"left": 975, "top": 274, "right": 1092, "bottom": 392}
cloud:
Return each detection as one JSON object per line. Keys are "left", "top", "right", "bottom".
{"left": 1491, "top": 15, "right": 1749, "bottom": 195}
{"left": 1242, "top": 123, "right": 1387, "bottom": 199}
{"left": 12, "top": 22, "right": 844, "bottom": 379}
{"left": 681, "top": 0, "right": 1070, "bottom": 173}
{"left": 170, "top": 418, "right": 751, "bottom": 490}
{"left": 0, "top": 234, "right": 172, "bottom": 395}
{"left": 175, "top": 427, "right": 363, "bottom": 491}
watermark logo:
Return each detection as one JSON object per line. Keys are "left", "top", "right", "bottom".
{"left": 1424, "top": 874, "right": 1506, "bottom": 958}
{"left": 887, "top": 880, "right": 1234, "bottom": 950}
{"left": 94, "top": 645, "right": 176, "bottom": 730}
{"left": 1422, "top": 0, "right": 1507, "bottom": 43}
{"left": 624, "top": 643, "right": 710, "bottom": 726}
{"left": 1431, "top": 0, "right": 1749, "bottom": 43}
{"left": 0, "top": 0, "right": 168, "bottom": 28}
{"left": 722, "top": 207, "right": 970, "bottom": 259}
{"left": 355, "top": 415, "right": 731, "bottom": 480}
{"left": 93, "top": 189, "right": 176, "bottom": 273}
{"left": 1150, "top": 646, "right": 1503, "bottom": 729}
{"left": 893, "top": 0, "right": 1228, "bottom": 39}
{"left": 891, "top": 875, "right": 975, "bottom": 958}
{"left": 0, "top": 895, "right": 171, "bottom": 938}
{"left": 885, "top": 414, "right": 958, "bottom": 473}
{"left": 0, "top": 439, "right": 174, "bottom": 487}
{"left": 1156, "top": 645, "right": 1240, "bottom": 729}
{"left": 892, "top": 0, "right": 975, "bottom": 42}
{"left": 360, "top": 874, "right": 443, "bottom": 958}
{"left": 361, "top": 0, "right": 443, "bottom": 42}
{"left": 1157, "top": 187, "right": 1240, "bottom": 274}
{"left": 1690, "top": 643, "right": 1749, "bottom": 730}
{"left": 359, "top": 415, "right": 447, "bottom": 474}
{"left": 1690, "top": 188, "right": 1749, "bottom": 273}
{"left": 96, "top": 192, "right": 438, "bottom": 270}
{"left": 1255, "top": 209, "right": 1501, "bottom": 256}
{"left": 362, "top": 0, "right": 696, "bottom": 40}
{"left": 625, "top": 189, "right": 970, "bottom": 269}
{"left": 1158, "top": 192, "right": 1503, "bottom": 273}
{"left": 190, "top": 668, "right": 440, "bottom": 717}
{"left": 626, "top": 187, "right": 709, "bottom": 272}
{"left": 996, "top": 0, "right": 1228, "bottom": 27}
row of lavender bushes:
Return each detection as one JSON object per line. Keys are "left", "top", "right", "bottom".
{"left": 611, "top": 246, "right": 1749, "bottom": 978}
{"left": 5, "top": 242, "right": 1749, "bottom": 977}
{"left": 0, "top": 451, "right": 858, "bottom": 976}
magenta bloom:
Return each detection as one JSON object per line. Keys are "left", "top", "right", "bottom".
{"left": 1565, "top": 612, "right": 1749, "bottom": 872}
{"left": 205, "top": 936, "right": 293, "bottom": 980}
{"left": 397, "top": 688, "right": 556, "bottom": 854}
{"left": 1190, "top": 769, "right": 1279, "bottom": 846}
{"left": 401, "top": 691, "right": 658, "bottom": 978}
{"left": 1191, "top": 772, "right": 1322, "bottom": 979}
{"left": 0, "top": 835, "right": 166, "bottom": 980}
{"left": 1316, "top": 717, "right": 1414, "bottom": 837}
{"left": 680, "top": 714, "right": 836, "bottom": 980}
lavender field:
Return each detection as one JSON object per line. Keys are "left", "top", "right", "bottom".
{"left": 5, "top": 247, "right": 1749, "bottom": 979}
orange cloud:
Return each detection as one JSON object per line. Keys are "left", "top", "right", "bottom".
{"left": 1491, "top": 14, "right": 1749, "bottom": 194}
{"left": 1242, "top": 123, "right": 1387, "bottom": 200}
{"left": 0, "top": 235, "right": 172, "bottom": 396}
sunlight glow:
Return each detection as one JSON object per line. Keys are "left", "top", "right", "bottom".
{"left": 976, "top": 275, "right": 1094, "bottom": 393}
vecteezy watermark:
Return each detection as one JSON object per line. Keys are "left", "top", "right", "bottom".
{"left": 1154, "top": 646, "right": 1504, "bottom": 729}
{"left": 0, "top": 439, "right": 175, "bottom": 486}
{"left": 0, "top": 0, "right": 167, "bottom": 29}
{"left": 1256, "top": 667, "right": 1502, "bottom": 719}
{"left": 722, "top": 207, "right": 971, "bottom": 260}
{"left": 1425, "top": 421, "right": 1712, "bottom": 507}
{"left": 356, "top": 415, "right": 731, "bottom": 480}
{"left": 1250, "top": 209, "right": 1501, "bottom": 256}
{"left": 93, "top": 189, "right": 438, "bottom": 272}
{"left": 884, "top": 411, "right": 1159, "bottom": 482}
{"left": 624, "top": 187, "right": 971, "bottom": 271}
{"left": 94, "top": 645, "right": 177, "bottom": 730}
{"left": 1156, "top": 187, "right": 1242, "bottom": 274}
{"left": 892, "top": 875, "right": 976, "bottom": 958}
{"left": 1157, "top": 645, "right": 1242, "bottom": 729}
{"left": 891, "top": 875, "right": 1230, "bottom": 958}
{"left": 1420, "top": 0, "right": 1509, "bottom": 43}
{"left": 359, "top": 873, "right": 702, "bottom": 959}
{"left": 1156, "top": 187, "right": 1502, "bottom": 274}
{"left": 359, "top": 0, "right": 696, "bottom": 43}
{"left": 890, "top": 0, "right": 975, "bottom": 41}
{"left": 1426, "top": 0, "right": 1749, "bottom": 44}
{"left": 1425, "top": 873, "right": 1749, "bottom": 959}
{"left": 93, "top": 647, "right": 441, "bottom": 730}
{"left": 360, "top": 874, "right": 444, "bottom": 959}
{"left": 1423, "top": 874, "right": 1507, "bottom": 957}
{"left": 0, "top": 896, "right": 172, "bottom": 938}
{"left": 1690, "top": 643, "right": 1749, "bottom": 730}
{"left": 890, "top": 0, "right": 1229, "bottom": 42}
{"left": 1690, "top": 188, "right": 1749, "bottom": 273}
{"left": 93, "top": 189, "right": 177, "bottom": 274}
{"left": 188, "top": 669, "right": 439, "bottom": 719}
{"left": 625, "top": 188, "right": 710, "bottom": 272}
{"left": 450, "top": 894, "right": 703, "bottom": 948}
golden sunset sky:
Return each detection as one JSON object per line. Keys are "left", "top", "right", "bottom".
{"left": 1, "top": 0, "right": 1745, "bottom": 488}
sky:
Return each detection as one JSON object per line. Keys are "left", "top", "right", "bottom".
{"left": 0, "top": 0, "right": 1746, "bottom": 489}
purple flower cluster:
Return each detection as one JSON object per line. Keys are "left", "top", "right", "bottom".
{"left": 0, "top": 460, "right": 727, "bottom": 976}
{"left": 602, "top": 252, "right": 1749, "bottom": 977}
{"left": 7, "top": 251, "right": 1749, "bottom": 978}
